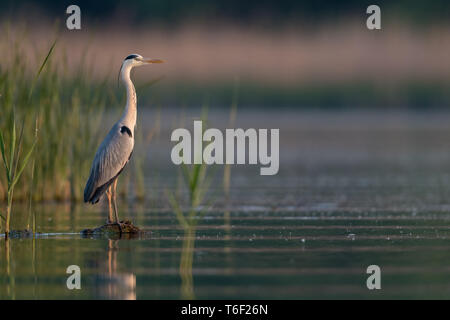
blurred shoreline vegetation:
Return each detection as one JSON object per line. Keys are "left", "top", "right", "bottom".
{"left": 3, "top": 19, "right": 448, "bottom": 110}
{"left": 150, "top": 79, "right": 450, "bottom": 109}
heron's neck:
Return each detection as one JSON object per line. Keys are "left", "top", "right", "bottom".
{"left": 120, "top": 66, "right": 137, "bottom": 130}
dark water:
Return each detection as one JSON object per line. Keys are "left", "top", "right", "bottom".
{"left": 3, "top": 110, "right": 450, "bottom": 299}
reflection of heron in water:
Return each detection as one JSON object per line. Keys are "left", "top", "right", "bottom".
{"left": 83, "top": 54, "right": 164, "bottom": 228}
{"left": 95, "top": 239, "right": 136, "bottom": 300}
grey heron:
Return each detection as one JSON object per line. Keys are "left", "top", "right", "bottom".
{"left": 84, "top": 54, "right": 164, "bottom": 227}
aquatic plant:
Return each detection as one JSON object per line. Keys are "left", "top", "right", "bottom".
{"left": 0, "top": 28, "right": 113, "bottom": 205}
{"left": 168, "top": 107, "right": 213, "bottom": 224}
{"left": 0, "top": 118, "right": 37, "bottom": 237}
{"left": 0, "top": 39, "right": 55, "bottom": 236}
{"left": 167, "top": 108, "right": 217, "bottom": 299}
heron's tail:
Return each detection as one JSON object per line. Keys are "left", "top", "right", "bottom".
{"left": 84, "top": 173, "right": 98, "bottom": 204}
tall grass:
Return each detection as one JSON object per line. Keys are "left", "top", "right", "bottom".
{"left": 0, "top": 29, "right": 114, "bottom": 207}
{"left": 168, "top": 157, "right": 211, "bottom": 300}
{"left": 0, "top": 118, "right": 37, "bottom": 237}
{"left": 0, "top": 38, "right": 55, "bottom": 237}
{"left": 167, "top": 109, "right": 217, "bottom": 299}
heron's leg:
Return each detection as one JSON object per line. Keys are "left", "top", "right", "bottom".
{"left": 112, "top": 179, "right": 121, "bottom": 224}
{"left": 112, "top": 179, "right": 123, "bottom": 234}
{"left": 106, "top": 186, "right": 114, "bottom": 224}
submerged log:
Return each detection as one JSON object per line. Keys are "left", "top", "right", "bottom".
{"left": 81, "top": 220, "right": 140, "bottom": 236}
{"left": 6, "top": 229, "right": 34, "bottom": 238}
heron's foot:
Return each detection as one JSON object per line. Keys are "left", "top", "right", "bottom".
{"left": 115, "top": 221, "right": 123, "bottom": 234}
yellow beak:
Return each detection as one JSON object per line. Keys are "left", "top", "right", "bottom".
{"left": 144, "top": 58, "right": 165, "bottom": 64}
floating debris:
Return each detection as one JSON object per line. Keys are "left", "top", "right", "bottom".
{"left": 347, "top": 233, "right": 356, "bottom": 240}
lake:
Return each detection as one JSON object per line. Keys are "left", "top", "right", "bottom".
{"left": 2, "top": 109, "right": 450, "bottom": 299}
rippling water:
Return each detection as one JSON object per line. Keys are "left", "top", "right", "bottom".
{"left": 2, "top": 110, "right": 450, "bottom": 299}
{"left": 3, "top": 209, "right": 450, "bottom": 299}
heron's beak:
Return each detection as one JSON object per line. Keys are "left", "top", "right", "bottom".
{"left": 143, "top": 58, "right": 165, "bottom": 64}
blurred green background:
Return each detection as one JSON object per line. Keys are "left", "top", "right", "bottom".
{"left": 0, "top": 0, "right": 449, "bottom": 109}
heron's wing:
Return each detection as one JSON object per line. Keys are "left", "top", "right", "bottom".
{"left": 84, "top": 124, "right": 134, "bottom": 204}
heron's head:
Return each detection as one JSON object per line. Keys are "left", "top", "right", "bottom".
{"left": 122, "top": 54, "right": 165, "bottom": 69}
{"left": 118, "top": 53, "right": 164, "bottom": 85}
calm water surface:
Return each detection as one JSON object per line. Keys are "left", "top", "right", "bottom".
{"left": 3, "top": 110, "right": 450, "bottom": 299}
